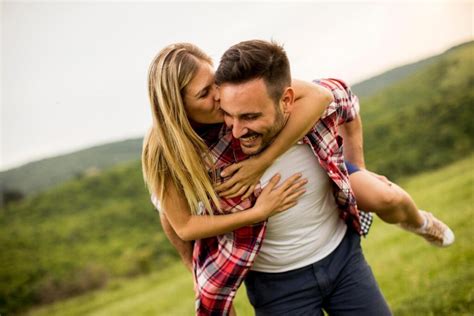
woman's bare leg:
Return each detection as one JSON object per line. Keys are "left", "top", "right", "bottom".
{"left": 349, "top": 170, "right": 424, "bottom": 225}
{"left": 349, "top": 169, "right": 454, "bottom": 247}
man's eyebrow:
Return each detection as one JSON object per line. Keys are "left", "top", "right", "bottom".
{"left": 222, "top": 110, "right": 262, "bottom": 118}
{"left": 241, "top": 112, "right": 262, "bottom": 118}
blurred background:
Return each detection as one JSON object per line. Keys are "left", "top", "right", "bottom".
{"left": 1, "top": 1, "right": 473, "bottom": 315}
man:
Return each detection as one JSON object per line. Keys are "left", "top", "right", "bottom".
{"left": 207, "top": 39, "right": 390, "bottom": 315}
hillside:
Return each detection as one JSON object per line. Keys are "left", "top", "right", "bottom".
{"left": 351, "top": 41, "right": 473, "bottom": 98}
{"left": 360, "top": 40, "right": 473, "bottom": 179}
{"left": 3, "top": 40, "right": 472, "bottom": 198}
{"left": 0, "top": 161, "right": 177, "bottom": 314}
{"left": 26, "top": 156, "right": 474, "bottom": 315}
{"left": 351, "top": 54, "right": 437, "bottom": 98}
{"left": 0, "top": 138, "right": 143, "bottom": 198}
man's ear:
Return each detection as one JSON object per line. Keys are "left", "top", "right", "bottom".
{"left": 281, "top": 87, "right": 295, "bottom": 113}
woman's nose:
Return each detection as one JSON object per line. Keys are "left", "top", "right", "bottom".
{"left": 213, "top": 85, "right": 220, "bottom": 102}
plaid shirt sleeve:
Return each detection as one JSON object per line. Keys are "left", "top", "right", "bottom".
{"left": 314, "top": 78, "right": 360, "bottom": 124}
{"left": 307, "top": 78, "right": 373, "bottom": 236}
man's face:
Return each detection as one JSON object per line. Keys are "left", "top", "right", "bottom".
{"left": 218, "top": 78, "right": 289, "bottom": 155}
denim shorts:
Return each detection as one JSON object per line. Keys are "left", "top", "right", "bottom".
{"left": 345, "top": 161, "right": 361, "bottom": 175}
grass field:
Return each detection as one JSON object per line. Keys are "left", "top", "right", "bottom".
{"left": 27, "top": 156, "right": 474, "bottom": 315}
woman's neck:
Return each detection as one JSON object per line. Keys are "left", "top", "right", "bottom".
{"left": 190, "top": 121, "right": 223, "bottom": 144}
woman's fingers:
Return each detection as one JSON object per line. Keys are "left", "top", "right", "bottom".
{"left": 219, "top": 183, "right": 241, "bottom": 197}
{"left": 262, "top": 173, "right": 281, "bottom": 193}
{"left": 227, "top": 185, "right": 249, "bottom": 199}
{"left": 282, "top": 178, "right": 307, "bottom": 195}
{"left": 275, "top": 173, "right": 303, "bottom": 192}
{"left": 252, "top": 173, "right": 307, "bottom": 218}
{"left": 215, "top": 176, "right": 238, "bottom": 193}
{"left": 279, "top": 201, "right": 298, "bottom": 212}
{"left": 277, "top": 188, "right": 306, "bottom": 212}
{"left": 220, "top": 163, "right": 241, "bottom": 178}
{"left": 219, "top": 172, "right": 305, "bottom": 200}
{"left": 367, "top": 170, "right": 391, "bottom": 186}
{"left": 242, "top": 184, "right": 256, "bottom": 200}
{"left": 285, "top": 188, "right": 306, "bottom": 202}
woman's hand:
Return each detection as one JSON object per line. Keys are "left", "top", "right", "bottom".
{"left": 366, "top": 170, "right": 392, "bottom": 187}
{"left": 253, "top": 173, "right": 307, "bottom": 220}
{"left": 215, "top": 156, "right": 271, "bottom": 199}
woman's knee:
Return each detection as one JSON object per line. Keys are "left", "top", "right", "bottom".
{"left": 374, "top": 187, "right": 403, "bottom": 213}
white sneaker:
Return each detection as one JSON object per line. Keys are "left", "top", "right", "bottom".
{"left": 400, "top": 210, "right": 455, "bottom": 247}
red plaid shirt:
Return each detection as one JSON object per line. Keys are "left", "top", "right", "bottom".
{"left": 192, "top": 78, "right": 373, "bottom": 315}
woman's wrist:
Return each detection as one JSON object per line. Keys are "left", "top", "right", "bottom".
{"left": 254, "top": 147, "right": 277, "bottom": 170}
{"left": 249, "top": 204, "right": 268, "bottom": 223}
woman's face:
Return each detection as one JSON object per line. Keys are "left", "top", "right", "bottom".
{"left": 183, "top": 61, "right": 224, "bottom": 125}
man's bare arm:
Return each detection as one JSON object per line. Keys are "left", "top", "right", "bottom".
{"left": 159, "top": 211, "right": 193, "bottom": 272}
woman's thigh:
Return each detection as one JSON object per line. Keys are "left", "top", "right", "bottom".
{"left": 349, "top": 170, "right": 400, "bottom": 213}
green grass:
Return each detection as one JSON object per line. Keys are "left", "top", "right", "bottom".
{"left": 363, "top": 154, "right": 474, "bottom": 315}
{"left": 26, "top": 156, "right": 474, "bottom": 315}
{"left": 0, "top": 161, "right": 181, "bottom": 314}
{"left": 26, "top": 264, "right": 196, "bottom": 316}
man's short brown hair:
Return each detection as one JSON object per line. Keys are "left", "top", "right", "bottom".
{"left": 215, "top": 40, "right": 291, "bottom": 103}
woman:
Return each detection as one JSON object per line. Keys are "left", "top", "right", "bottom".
{"left": 142, "top": 42, "right": 331, "bottom": 243}
{"left": 142, "top": 43, "right": 333, "bottom": 315}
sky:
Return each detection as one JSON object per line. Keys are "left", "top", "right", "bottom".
{"left": 1, "top": 1, "right": 472, "bottom": 171}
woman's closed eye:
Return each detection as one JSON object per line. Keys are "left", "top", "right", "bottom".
{"left": 199, "top": 88, "right": 209, "bottom": 99}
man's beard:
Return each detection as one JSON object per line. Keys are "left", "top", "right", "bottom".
{"left": 249, "top": 109, "right": 286, "bottom": 156}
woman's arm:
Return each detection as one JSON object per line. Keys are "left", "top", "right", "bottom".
{"left": 159, "top": 212, "right": 194, "bottom": 272}
{"left": 162, "top": 173, "right": 306, "bottom": 241}
{"left": 216, "top": 79, "right": 333, "bottom": 198}
{"left": 339, "top": 114, "right": 366, "bottom": 168}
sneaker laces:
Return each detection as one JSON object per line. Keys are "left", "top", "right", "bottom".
{"left": 400, "top": 210, "right": 455, "bottom": 247}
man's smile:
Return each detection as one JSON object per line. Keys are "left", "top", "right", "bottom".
{"left": 240, "top": 133, "right": 261, "bottom": 148}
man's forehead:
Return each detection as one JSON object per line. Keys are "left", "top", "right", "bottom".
{"left": 220, "top": 78, "right": 265, "bottom": 95}
{"left": 219, "top": 79, "right": 271, "bottom": 113}
{"left": 219, "top": 97, "right": 262, "bottom": 116}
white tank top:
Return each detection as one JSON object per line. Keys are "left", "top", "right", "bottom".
{"left": 251, "top": 144, "right": 347, "bottom": 272}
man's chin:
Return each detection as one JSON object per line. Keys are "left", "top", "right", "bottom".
{"left": 240, "top": 145, "right": 262, "bottom": 156}
{"left": 239, "top": 137, "right": 265, "bottom": 155}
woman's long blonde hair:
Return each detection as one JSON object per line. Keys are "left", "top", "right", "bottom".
{"left": 142, "top": 43, "right": 220, "bottom": 215}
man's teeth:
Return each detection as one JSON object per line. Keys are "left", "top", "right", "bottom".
{"left": 242, "top": 135, "right": 258, "bottom": 141}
